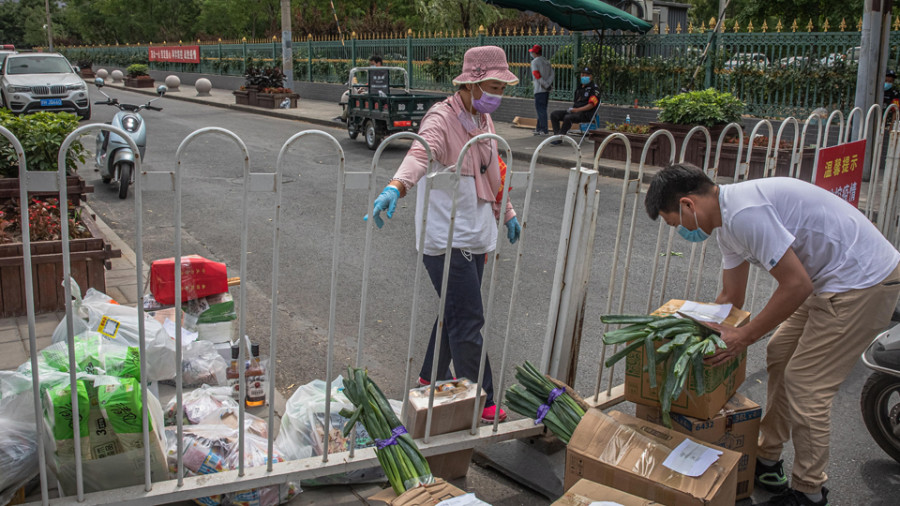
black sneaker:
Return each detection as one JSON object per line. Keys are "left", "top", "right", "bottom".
{"left": 754, "top": 487, "right": 830, "bottom": 506}
{"left": 755, "top": 458, "right": 789, "bottom": 493}
{"left": 549, "top": 140, "right": 563, "bottom": 146}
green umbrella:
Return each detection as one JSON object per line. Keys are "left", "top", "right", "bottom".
{"left": 485, "top": 0, "right": 653, "bottom": 33}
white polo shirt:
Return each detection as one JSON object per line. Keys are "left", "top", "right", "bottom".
{"left": 717, "top": 177, "right": 900, "bottom": 294}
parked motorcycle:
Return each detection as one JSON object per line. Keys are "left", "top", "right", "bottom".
{"left": 861, "top": 325, "right": 900, "bottom": 463}
{"left": 93, "top": 77, "right": 166, "bottom": 199}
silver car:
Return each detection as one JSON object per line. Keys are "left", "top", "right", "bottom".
{"left": 0, "top": 53, "right": 90, "bottom": 119}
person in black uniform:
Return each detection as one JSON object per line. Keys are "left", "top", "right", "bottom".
{"left": 550, "top": 67, "right": 600, "bottom": 145}
{"left": 885, "top": 70, "right": 900, "bottom": 108}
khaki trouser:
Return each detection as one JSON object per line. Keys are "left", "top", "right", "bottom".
{"left": 758, "top": 262, "right": 900, "bottom": 494}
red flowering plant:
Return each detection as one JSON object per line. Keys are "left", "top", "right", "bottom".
{"left": 0, "top": 198, "right": 90, "bottom": 244}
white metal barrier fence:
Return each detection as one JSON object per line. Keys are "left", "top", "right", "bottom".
{"left": 3, "top": 102, "right": 900, "bottom": 504}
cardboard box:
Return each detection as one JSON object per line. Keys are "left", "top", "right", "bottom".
{"left": 624, "top": 299, "right": 750, "bottom": 420}
{"left": 405, "top": 380, "right": 486, "bottom": 480}
{"left": 368, "top": 478, "right": 467, "bottom": 505}
{"left": 553, "top": 479, "right": 660, "bottom": 505}
{"left": 635, "top": 392, "right": 762, "bottom": 501}
{"left": 565, "top": 409, "right": 740, "bottom": 506}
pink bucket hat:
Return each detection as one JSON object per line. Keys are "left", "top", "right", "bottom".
{"left": 452, "top": 45, "right": 519, "bottom": 86}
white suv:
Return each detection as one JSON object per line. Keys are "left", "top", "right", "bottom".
{"left": 0, "top": 53, "right": 91, "bottom": 120}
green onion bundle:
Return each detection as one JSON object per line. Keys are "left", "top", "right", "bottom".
{"left": 601, "top": 314, "right": 727, "bottom": 428}
{"left": 340, "top": 367, "right": 432, "bottom": 495}
{"left": 504, "top": 361, "right": 586, "bottom": 444}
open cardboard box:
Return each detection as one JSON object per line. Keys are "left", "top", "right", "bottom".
{"left": 565, "top": 409, "right": 740, "bottom": 506}
{"left": 635, "top": 392, "right": 762, "bottom": 501}
{"left": 553, "top": 479, "right": 660, "bottom": 505}
{"left": 624, "top": 299, "right": 750, "bottom": 420}
{"left": 404, "top": 380, "right": 486, "bottom": 480}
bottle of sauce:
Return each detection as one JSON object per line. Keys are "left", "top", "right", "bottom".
{"left": 226, "top": 344, "right": 241, "bottom": 401}
{"left": 245, "top": 343, "right": 266, "bottom": 407}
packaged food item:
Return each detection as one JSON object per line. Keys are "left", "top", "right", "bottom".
{"left": 45, "top": 379, "right": 91, "bottom": 460}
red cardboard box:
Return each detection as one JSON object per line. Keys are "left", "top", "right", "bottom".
{"left": 150, "top": 255, "right": 228, "bottom": 305}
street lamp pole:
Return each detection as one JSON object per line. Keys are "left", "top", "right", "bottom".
{"left": 281, "top": 0, "right": 294, "bottom": 93}
{"left": 44, "top": 0, "right": 54, "bottom": 51}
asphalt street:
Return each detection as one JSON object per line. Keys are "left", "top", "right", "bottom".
{"left": 79, "top": 87, "right": 898, "bottom": 505}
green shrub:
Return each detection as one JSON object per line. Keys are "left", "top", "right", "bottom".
{"left": 0, "top": 110, "right": 86, "bottom": 177}
{"left": 655, "top": 88, "right": 745, "bottom": 127}
{"left": 126, "top": 63, "right": 149, "bottom": 77}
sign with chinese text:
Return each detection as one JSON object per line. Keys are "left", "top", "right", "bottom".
{"left": 148, "top": 46, "right": 200, "bottom": 64}
{"left": 814, "top": 139, "right": 866, "bottom": 208}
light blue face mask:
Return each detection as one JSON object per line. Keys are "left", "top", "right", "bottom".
{"left": 677, "top": 204, "right": 709, "bottom": 243}
{"left": 886, "top": 82, "right": 893, "bottom": 91}
{"left": 580, "top": 76, "right": 591, "bottom": 85}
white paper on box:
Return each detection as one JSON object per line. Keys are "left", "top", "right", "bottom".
{"left": 163, "top": 318, "right": 199, "bottom": 344}
{"left": 678, "top": 301, "right": 733, "bottom": 324}
{"left": 662, "top": 438, "right": 723, "bottom": 477}
{"left": 437, "top": 493, "right": 491, "bottom": 506}
{"left": 589, "top": 503, "right": 625, "bottom": 506}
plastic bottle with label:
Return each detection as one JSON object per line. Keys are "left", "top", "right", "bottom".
{"left": 226, "top": 345, "right": 241, "bottom": 401}
{"left": 625, "top": 114, "right": 631, "bottom": 125}
{"left": 245, "top": 343, "right": 266, "bottom": 407}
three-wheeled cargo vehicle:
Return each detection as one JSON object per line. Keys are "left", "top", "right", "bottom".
{"left": 344, "top": 66, "right": 443, "bottom": 150}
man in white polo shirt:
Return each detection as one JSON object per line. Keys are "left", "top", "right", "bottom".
{"left": 645, "top": 163, "right": 900, "bottom": 506}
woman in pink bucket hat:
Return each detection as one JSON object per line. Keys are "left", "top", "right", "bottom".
{"left": 366, "top": 45, "right": 520, "bottom": 424}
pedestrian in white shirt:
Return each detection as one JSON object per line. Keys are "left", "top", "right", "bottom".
{"left": 528, "top": 44, "right": 553, "bottom": 136}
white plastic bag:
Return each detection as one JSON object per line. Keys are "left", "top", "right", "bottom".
{"left": 52, "top": 279, "right": 176, "bottom": 381}
{"left": 159, "top": 340, "right": 227, "bottom": 389}
{"left": 276, "top": 377, "right": 401, "bottom": 486}
{"left": 0, "top": 371, "right": 39, "bottom": 505}
{"left": 166, "top": 424, "right": 300, "bottom": 506}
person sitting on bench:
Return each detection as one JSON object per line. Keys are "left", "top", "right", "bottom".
{"left": 550, "top": 67, "right": 600, "bottom": 145}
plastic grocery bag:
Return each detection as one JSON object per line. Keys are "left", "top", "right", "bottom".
{"left": 52, "top": 279, "right": 177, "bottom": 382}
{"left": 166, "top": 424, "right": 300, "bottom": 506}
{"left": 163, "top": 385, "right": 269, "bottom": 439}
{"left": 276, "top": 377, "right": 400, "bottom": 486}
{"left": 159, "top": 340, "right": 227, "bottom": 389}
{"left": 0, "top": 371, "right": 40, "bottom": 506}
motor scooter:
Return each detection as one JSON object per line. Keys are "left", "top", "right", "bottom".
{"left": 92, "top": 77, "right": 166, "bottom": 199}
{"left": 861, "top": 324, "right": 900, "bottom": 463}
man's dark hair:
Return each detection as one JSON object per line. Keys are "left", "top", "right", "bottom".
{"left": 644, "top": 163, "right": 715, "bottom": 220}
{"left": 369, "top": 55, "right": 383, "bottom": 65}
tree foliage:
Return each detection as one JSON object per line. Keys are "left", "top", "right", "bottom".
{"left": 686, "top": 0, "right": 873, "bottom": 28}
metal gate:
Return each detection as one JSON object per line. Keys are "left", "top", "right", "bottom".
{"left": 4, "top": 101, "right": 900, "bottom": 504}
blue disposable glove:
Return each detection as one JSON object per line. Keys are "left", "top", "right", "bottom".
{"left": 505, "top": 216, "right": 521, "bottom": 244}
{"left": 364, "top": 185, "right": 400, "bottom": 228}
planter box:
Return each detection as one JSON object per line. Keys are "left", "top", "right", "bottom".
{"left": 124, "top": 76, "right": 155, "bottom": 88}
{"left": 80, "top": 69, "right": 95, "bottom": 79}
{"left": 716, "top": 143, "right": 817, "bottom": 180}
{"left": 255, "top": 92, "right": 299, "bottom": 109}
{"left": 234, "top": 87, "right": 260, "bottom": 106}
{"left": 591, "top": 129, "right": 662, "bottom": 167}
{"left": 0, "top": 175, "right": 94, "bottom": 203}
{"left": 0, "top": 210, "right": 121, "bottom": 317}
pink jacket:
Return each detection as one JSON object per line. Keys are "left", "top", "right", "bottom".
{"left": 393, "top": 93, "right": 516, "bottom": 224}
